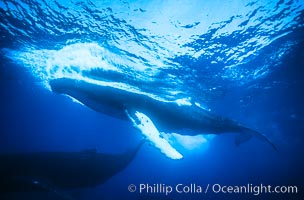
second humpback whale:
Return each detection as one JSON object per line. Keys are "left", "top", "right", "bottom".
{"left": 50, "top": 78, "right": 276, "bottom": 159}
{"left": 0, "top": 140, "right": 144, "bottom": 197}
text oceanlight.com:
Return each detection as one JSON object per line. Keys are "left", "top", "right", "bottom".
{"left": 128, "top": 183, "right": 298, "bottom": 196}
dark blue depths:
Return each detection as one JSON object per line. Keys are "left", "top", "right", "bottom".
{"left": 0, "top": 0, "right": 304, "bottom": 199}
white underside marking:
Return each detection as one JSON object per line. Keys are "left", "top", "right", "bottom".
{"left": 161, "top": 132, "right": 215, "bottom": 150}
{"left": 126, "top": 111, "right": 183, "bottom": 160}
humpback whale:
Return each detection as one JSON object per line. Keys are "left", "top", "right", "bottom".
{"left": 0, "top": 140, "right": 144, "bottom": 195}
{"left": 49, "top": 78, "right": 276, "bottom": 159}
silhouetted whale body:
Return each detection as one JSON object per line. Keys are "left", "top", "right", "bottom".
{"left": 0, "top": 141, "right": 144, "bottom": 194}
{"left": 50, "top": 78, "right": 276, "bottom": 159}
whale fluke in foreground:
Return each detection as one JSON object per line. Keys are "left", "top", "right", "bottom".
{"left": 50, "top": 78, "right": 276, "bottom": 159}
{"left": 0, "top": 140, "right": 144, "bottom": 195}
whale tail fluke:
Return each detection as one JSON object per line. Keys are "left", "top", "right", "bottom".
{"left": 236, "top": 127, "right": 277, "bottom": 151}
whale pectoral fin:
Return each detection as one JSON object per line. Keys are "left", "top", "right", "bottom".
{"left": 235, "top": 132, "right": 252, "bottom": 146}
{"left": 125, "top": 110, "right": 183, "bottom": 160}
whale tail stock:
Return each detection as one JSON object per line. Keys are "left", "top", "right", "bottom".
{"left": 235, "top": 126, "right": 277, "bottom": 151}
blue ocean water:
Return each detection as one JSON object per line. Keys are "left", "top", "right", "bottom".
{"left": 0, "top": 0, "right": 303, "bottom": 199}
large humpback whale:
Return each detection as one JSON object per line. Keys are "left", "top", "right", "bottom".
{"left": 0, "top": 140, "right": 143, "bottom": 196}
{"left": 50, "top": 78, "right": 276, "bottom": 159}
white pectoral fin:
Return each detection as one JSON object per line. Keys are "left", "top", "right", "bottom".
{"left": 126, "top": 110, "right": 183, "bottom": 160}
